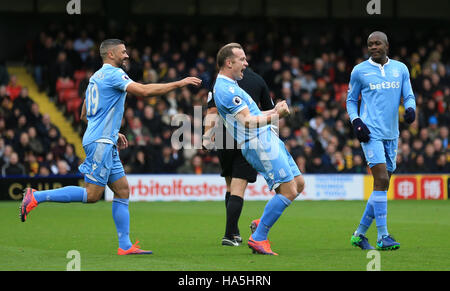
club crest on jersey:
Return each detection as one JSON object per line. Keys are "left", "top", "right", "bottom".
{"left": 392, "top": 69, "right": 400, "bottom": 78}
{"left": 232, "top": 96, "right": 242, "bottom": 106}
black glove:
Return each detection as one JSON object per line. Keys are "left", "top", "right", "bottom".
{"left": 404, "top": 107, "right": 415, "bottom": 124}
{"left": 352, "top": 118, "right": 371, "bottom": 143}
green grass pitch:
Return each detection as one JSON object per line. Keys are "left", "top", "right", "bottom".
{"left": 1, "top": 200, "right": 449, "bottom": 271}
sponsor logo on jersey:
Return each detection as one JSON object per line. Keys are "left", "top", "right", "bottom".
{"left": 369, "top": 81, "right": 400, "bottom": 90}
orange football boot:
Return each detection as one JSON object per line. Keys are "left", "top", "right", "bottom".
{"left": 117, "top": 241, "right": 153, "bottom": 255}
{"left": 248, "top": 235, "right": 278, "bottom": 255}
{"left": 20, "top": 188, "right": 38, "bottom": 222}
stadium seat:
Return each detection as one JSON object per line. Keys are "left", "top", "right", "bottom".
{"left": 55, "top": 78, "right": 75, "bottom": 95}
{"left": 66, "top": 97, "right": 82, "bottom": 114}
{"left": 74, "top": 70, "right": 86, "bottom": 81}
{"left": 58, "top": 88, "right": 79, "bottom": 104}
{"left": 74, "top": 70, "right": 86, "bottom": 91}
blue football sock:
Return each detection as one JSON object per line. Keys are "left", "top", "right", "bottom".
{"left": 371, "top": 190, "right": 389, "bottom": 240}
{"left": 112, "top": 198, "right": 132, "bottom": 250}
{"left": 355, "top": 197, "right": 375, "bottom": 236}
{"left": 34, "top": 186, "right": 87, "bottom": 203}
{"left": 377, "top": 226, "right": 389, "bottom": 240}
{"left": 252, "top": 194, "right": 291, "bottom": 241}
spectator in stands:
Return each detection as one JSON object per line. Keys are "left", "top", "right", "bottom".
{"left": 423, "top": 143, "right": 437, "bottom": 172}
{"left": 41, "top": 151, "right": 58, "bottom": 175}
{"left": 52, "top": 51, "right": 74, "bottom": 87}
{"left": 0, "top": 142, "right": 13, "bottom": 168}
{"left": 56, "top": 159, "right": 70, "bottom": 175}
{"left": 63, "top": 39, "right": 82, "bottom": 71}
{"left": 438, "top": 126, "right": 448, "bottom": 149}
{"left": 411, "top": 154, "right": 430, "bottom": 173}
{"left": 6, "top": 74, "right": 21, "bottom": 102}
{"left": 13, "top": 87, "right": 33, "bottom": 117}
{"left": 27, "top": 126, "right": 44, "bottom": 156}
{"left": 141, "top": 105, "right": 162, "bottom": 137}
{"left": 0, "top": 90, "right": 12, "bottom": 120}
{"left": 73, "top": 30, "right": 94, "bottom": 63}
{"left": 28, "top": 102, "right": 43, "bottom": 128}
{"left": 348, "top": 154, "right": 367, "bottom": 174}
{"left": 434, "top": 153, "right": 449, "bottom": 173}
{"left": 84, "top": 48, "right": 102, "bottom": 72}
{"left": 24, "top": 152, "right": 39, "bottom": 176}
{"left": 38, "top": 165, "right": 51, "bottom": 177}
{"left": 15, "top": 132, "right": 31, "bottom": 161}
{"left": 63, "top": 143, "right": 79, "bottom": 174}
{"left": 52, "top": 136, "right": 68, "bottom": 160}
{"left": 153, "top": 146, "right": 183, "bottom": 173}
{"left": 131, "top": 149, "right": 152, "bottom": 174}
{"left": 177, "top": 153, "right": 204, "bottom": 174}
{"left": 307, "top": 155, "right": 336, "bottom": 173}
{"left": 332, "top": 151, "right": 346, "bottom": 173}
{"left": 1, "top": 152, "right": 26, "bottom": 176}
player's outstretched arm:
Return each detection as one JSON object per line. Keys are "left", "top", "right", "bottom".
{"left": 126, "top": 77, "right": 202, "bottom": 97}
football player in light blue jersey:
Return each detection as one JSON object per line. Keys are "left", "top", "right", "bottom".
{"left": 20, "top": 39, "right": 201, "bottom": 255}
{"left": 347, "top": 32, "right": 416, "bottom": 251}
{"left": 213, "top": 43, "right": 305, "bottom": 255}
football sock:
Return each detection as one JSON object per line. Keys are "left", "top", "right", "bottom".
{"left": 224, "top": 191, "right": 231, "bottom": 208}
{"left": 225, "top": 195, "right": 243, "bottom": 238}
{"left": 112, "top": 198, "right": 132, "bottom": 250}
{"left": 355, "top": 198, "right": 375, "bottom": 236}
{"left": 252, "top": 194, "right": 291, "bottom": 241}
{"left": 371, "top": 190, "right": 389, "bottom": 240}
{"left": 34, "top": 186, "right": 87, "bottom": 203}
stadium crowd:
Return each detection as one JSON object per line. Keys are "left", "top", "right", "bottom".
{"left": 0, "top": 20, "right": 448, "bottom": 177}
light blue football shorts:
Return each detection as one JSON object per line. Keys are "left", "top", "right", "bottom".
{"left": 78, "top": 142, "right": 125, "bottom": 187}
{"left": 361, "top": 138, "right": 398, "bottom": 173}
{"left": 241, "top": 131, "right": 301, "bottom": 191}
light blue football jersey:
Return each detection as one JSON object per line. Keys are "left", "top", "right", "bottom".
{"left": 346, "top": 57, "right": 416, "bottom": 140}
{"left": 213, "top": 74, "right": 272, "bottom": 146}
{"left": 82, "top": 64, "right": 133, "bottom": 146}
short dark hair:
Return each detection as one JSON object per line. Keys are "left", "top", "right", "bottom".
{"left": 368, "top": 31, "right": 389, "bottom": 45}
{"left": 216, "top": 43, "right": 243, "bottom": 69}
{"left": 99, "top": 39, "right": 124, "bottom": 59}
